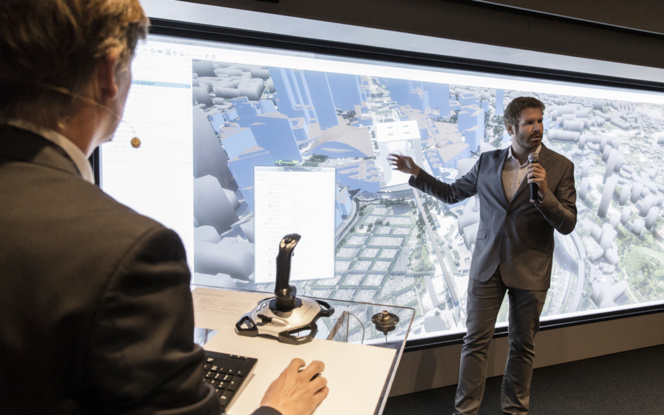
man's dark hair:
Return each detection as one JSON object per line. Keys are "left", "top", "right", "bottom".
{"left": 503, "top": 97, "right": 545, "bottom": 129}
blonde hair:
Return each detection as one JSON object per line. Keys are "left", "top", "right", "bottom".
{"left": 0, "top": 0, "right": 149, "bottom": 120}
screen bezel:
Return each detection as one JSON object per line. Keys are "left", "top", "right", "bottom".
{"left": 96, "top": 17, "right": 664, "bottom": 351}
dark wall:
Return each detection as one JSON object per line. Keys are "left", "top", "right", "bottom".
{"left": 182, "top": 0, "right": 664, "bottom": 71}
{"left": 476, "top": 0, "right": 664, "bottom": 34}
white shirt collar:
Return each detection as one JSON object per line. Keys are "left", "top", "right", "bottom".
{"left": 507, "top": 144, "right": 542, "bottom": 165}
{"left": 6, "top": 119, "right": 95, "bottom": 184}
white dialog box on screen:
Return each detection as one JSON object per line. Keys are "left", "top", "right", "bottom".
{"left": 254, "top": 166, "right": 336, "bottom": 284}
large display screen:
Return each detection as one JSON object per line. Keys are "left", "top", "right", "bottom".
{"left": 99, "top": 27, "right": 664, "bottom": 345}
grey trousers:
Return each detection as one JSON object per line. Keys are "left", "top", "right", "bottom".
{"left": 454, "top": 270, "right": 547, "bottom": 415}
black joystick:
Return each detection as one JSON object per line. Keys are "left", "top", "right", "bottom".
{"left": 235, "top": 233, "right": 334, "bottom": 344}
{"left": 272, "top": 233, "right": 302, "bottom": 313}
{"left": 372, "top": 310, "right": 399, "bottom": 335}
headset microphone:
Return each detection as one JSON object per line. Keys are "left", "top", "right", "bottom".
{"left": 41, "top": 84, "right": 140, "bottom": 148}
{"left": 528, "top": 152, "right": 539, "bottom": 203}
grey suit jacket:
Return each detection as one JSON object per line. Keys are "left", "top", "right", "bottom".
{"left": 0, "top": 125, "right": 276, "bottom": 414}
{"left": 410, "top": 144, "right": 577, "bottom": 290}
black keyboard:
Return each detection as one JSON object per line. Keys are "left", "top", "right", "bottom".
{"left": 202, "top": 350, "right": 258, "bottom": 412}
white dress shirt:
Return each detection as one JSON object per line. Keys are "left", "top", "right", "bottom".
{"left": 501, "top": 145, "right": 541, "bottom": 203}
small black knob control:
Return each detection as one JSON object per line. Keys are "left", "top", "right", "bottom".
{"left": 372, "top": 310, "right": 399, "bottom": 335}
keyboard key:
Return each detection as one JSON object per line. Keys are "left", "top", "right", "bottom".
{"left": 201, "top": 350, "right": 258, "bottom": 412}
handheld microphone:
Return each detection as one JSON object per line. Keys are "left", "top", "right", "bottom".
{"left": 528, "top": 152, "right": 539, "bottom": 203}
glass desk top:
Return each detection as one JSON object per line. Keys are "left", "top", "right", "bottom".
{"left": 191, "top": 285, "right": 415, "bottom": 415}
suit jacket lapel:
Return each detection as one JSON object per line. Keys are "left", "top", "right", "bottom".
{"left": 494, "top": 147, "right": 510, "bottom": 207}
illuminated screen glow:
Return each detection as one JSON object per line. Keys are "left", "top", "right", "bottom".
{"left": 100, "top": 31, "right": 664, "bottom": 344}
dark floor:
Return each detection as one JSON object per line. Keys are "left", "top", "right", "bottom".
{"left": 383, "top": 344, "right": 664, "bottom": 414}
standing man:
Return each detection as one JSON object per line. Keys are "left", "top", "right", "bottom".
{"left": 389, "top": 96, "right": 576, "bottom": 414}
{"left": 0, "top": 1, "right": 328, "bottom": 414}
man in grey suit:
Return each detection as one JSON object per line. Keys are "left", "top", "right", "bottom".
{"left": 389, "top": 96, "right": 577, "bottom": 414}
{"left": 0, "top": 1, "right": 328, "bottom": 414}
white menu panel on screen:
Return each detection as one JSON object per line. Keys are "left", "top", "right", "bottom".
{"left": 254, "top": 166, "right": 336, "bottom": 284}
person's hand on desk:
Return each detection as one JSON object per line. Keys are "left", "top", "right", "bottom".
{"left": 258, "top": 358, "right": 328, "bottom": 415}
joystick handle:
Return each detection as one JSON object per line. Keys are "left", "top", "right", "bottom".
{"left": 274, "top": 233, "right": 301, "bottom": 312}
